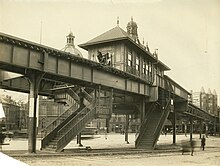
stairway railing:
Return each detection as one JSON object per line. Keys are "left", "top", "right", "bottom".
{"left": 135, "top": 102, "right": 158, "bottom": 146}
{"left": 43, "top": 102, "right": 79, "bottom": 137}
{"left": 41, "top": 103, "right": 80, "bottom": 149}
{"left": 56, "top": 101, "right": 96, "bottom": 151}
{"left": 44, "top": 86, "right": 91, "bottom": 137}
{"left": 55, "top": 90, "right": 76, "bottom": 105}
{"left": 42, "top": 85, "right": 95, "bottom": 150}
{"left": 152, "top": 99, "right": 171, "bottom": 147}
{"left": 82, "top": 88, "right": 93, "bottom": 102}
{"left": 67, "top": 88, "right": 80, "bottom": 102}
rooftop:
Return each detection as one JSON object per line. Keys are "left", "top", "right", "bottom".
{"left": 79, "top": 25, "right": 170, "bottom": 71}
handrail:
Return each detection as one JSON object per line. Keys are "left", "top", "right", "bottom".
{"left": 82, "top": 88, "right": 93, "bottom": 102}
{"left": 152, "top": 99, "right": 171, "bottom": 146}
{"left": 56, "top": 101, "right": 96, "bottom": 151}
{"left": 57, "top": 101, "right": 95, "bottom": 136}
{"left": 67, "top": 88, "right": 80, "bottom": 102}
{"left": 153, "top": 99, "right": 170, "bottom": 136}
{"left": 41, "top": 86, "right": 96, "bottom": 150}
{"left": 41, "top": 103, "right": 80, "bottom": 149}
{"left": 43, "top": 102, "right": 79, "bottom": 136}
{"left": 135, "top": 103, "right": 154, "bottom": 139}
{"left": 57, "top": 107, "right": 96, "bottom": 151}
{"left": 135, "top": 102, "right": 157, "bottom": 145}
{"left": 44, "top": 86, "right": 83, "bottom": 136}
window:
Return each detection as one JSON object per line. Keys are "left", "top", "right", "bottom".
{"left": 127, "top": 48, "right": 132, "bottom": 67}
{"left": 142, "top": 61, "right": 146, "bottom": 74}
{"left": 149, "top": 61, "right": 152, "bottom": 73}
{"left": 136, "top": 56, "right": 140, "bottom": 71}
{"left": 145, "top": 61, "right": 149, "bottom": 75}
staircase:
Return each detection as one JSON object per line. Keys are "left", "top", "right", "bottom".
{"left": 41, "top": 86, "right": 96, "bottom": 152}
{"left": 135, "top": 99, "right": 171, "bottom": 149}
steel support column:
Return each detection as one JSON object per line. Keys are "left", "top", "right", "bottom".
{"left": 205, "top": 123, "right": 208, "bottom": 137}
{"left": 77, "top": 133, "right": 82, "bottom": 146}
{"left": 27, "top": 71, "right": 44, "bottom": 153}
{"left": 172, "top": 112, "right": 176, "bottom": 144}
{"left": 125, "top": 114, "right": 129, "bottom": 144}
{"left": 141, "top": 99, "right": 145, "bottom": 123}
{"left": 199, "top": 120, "right": 202, "bottom": 139}
{"left": 190, "top": 117, "right": 193, "bottom": 141}
{"left": 106, "top": 118, "right": 110, "bottom": 133}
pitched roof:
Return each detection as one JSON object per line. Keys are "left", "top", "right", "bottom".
{"left": 79, "top": 26, "right": 170, "bottom": 71}
{"left": 79, "top": 26, "right": 130, "bottom": 48}
{"left": 213, "top": 89, "right": 217, "bottom": 95}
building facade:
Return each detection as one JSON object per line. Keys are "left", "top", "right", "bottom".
{"left": 192, "top": 87, "right": 218, "bottom": 116}
{"left": 0, "top": 94, "right": 28, "bottom": 131}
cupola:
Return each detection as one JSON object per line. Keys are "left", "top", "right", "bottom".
{"left": 62, "top": 32, "right": 83, "bottom": 57}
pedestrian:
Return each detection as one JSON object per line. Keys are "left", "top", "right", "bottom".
{"left": 181, "top": 141, "right": 190, "bottom": 155}
{"left": 201, "top": 135, "right": 206, "bottom": 150}
{"left": 104, "top": 127, "right": 107, "bottom": 140}
{"left": 190, "top": 139, "right": 196, "bottom": 156}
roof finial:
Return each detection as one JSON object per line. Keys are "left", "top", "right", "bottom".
{"left": 117, "top": 16, "right": 119, "bottom": 26}
{"left": 68, "top": 24, "right": 72, "bottom": 33}
{"left": 146, "top": 42, "right": 150, "bottom": 52}
{"left": 131, "top": 16, "right": 133, "bottom": 21}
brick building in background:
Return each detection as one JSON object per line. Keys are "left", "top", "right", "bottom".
{"left": 0, "top": 94, "right": 28, "bottom": 132}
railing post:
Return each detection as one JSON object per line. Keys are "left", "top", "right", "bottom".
{"left": 199, "top": 120, "right": 202, "bottom": 139}
{"left": 172, "top": 112, "right": 176, "bottom": 144}
{"left": 109, "top": 88, "right": 113, "bottom": 116}
{"left": 125, "top": 114, "right": 129, "bottom": 144}
{"left": 190, "top": 117, "right": 193, "bottom": 141}
{"left": 77, "top": 133, "right": 82, "bottom": 146}
{"left": 98, "top": 85, "right": 101, "bottom": 106}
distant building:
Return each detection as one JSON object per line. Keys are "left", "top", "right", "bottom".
{"left": 0, "top": 95, "right": 28, "bottom": 131}
{"left": 192, "top": 87, "right": 218, "bottom": 116}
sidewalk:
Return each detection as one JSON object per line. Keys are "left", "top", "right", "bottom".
{"left": 1, "top": 133, "right": 219, "bottom": 157}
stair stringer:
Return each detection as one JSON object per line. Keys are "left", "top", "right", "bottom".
{"left": 56, "top": 102, "right": 97, "bottom": 152}
{"left": 152, "top": 101, "right": 171, "bottom": 148}
{"left": 135, "top": 100, "right": 171, "bottom": 149}
{"left": 135, "top": 102, "right": 158, "bottom": 148}
{"left": 41, "top": 103, "right": 80, "bottom": 149}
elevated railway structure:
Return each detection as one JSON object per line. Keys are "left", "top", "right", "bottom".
{"left": 0, "top": 20, "right": 218, "bottom": 153}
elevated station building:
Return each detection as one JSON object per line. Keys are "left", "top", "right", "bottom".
{"left": 0, "top": 18, "right": 219, "bottom": 153}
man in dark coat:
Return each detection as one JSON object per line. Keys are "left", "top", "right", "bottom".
{"left": 201, "top": 135, "right": 206, "bottom": 151}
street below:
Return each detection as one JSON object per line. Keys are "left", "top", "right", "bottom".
{"left": 1, "top": 133, "right": 220, "bottom": 166}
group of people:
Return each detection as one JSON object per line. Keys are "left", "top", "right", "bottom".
{"left": 182, "top": 135, "right": 206, "bottom": 156}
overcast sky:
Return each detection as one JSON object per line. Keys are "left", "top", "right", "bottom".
{"left": 0, "top": 0, "right": 220, "bottom": 102}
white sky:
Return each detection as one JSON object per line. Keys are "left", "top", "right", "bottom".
{"left": 0, "top": 0, "right": 220, "bottom": 102}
